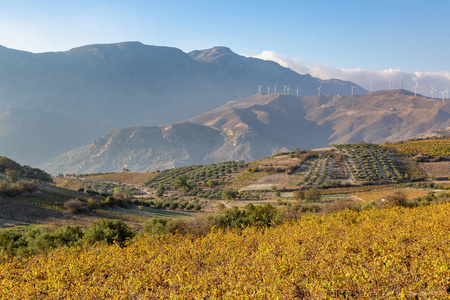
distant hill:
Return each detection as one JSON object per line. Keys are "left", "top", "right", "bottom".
{"left": 301, "top": 89, "right": 450, "bottom": 144}
{"left": 41, "top": 93, "right": 332, "bottom": 174}
{"left": 41, "top": 90, "right": 450, "bottom": 174}
{"left": 0, "top": 42, "right": 364, "bottom": 165}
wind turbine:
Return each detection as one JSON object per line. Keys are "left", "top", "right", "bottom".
{"left": 442, "top": 91, "right": 446, "bottom": 103}
{"left": 350, "top": 85, "right": 355, "bottom": 96}
{"left": 431, "top": 85, "right": 436, "bottom": 99}
{"left": 446, "top": 86, "right": 449, "bottom": 99}
{"left": 317, "top": 85, "right": 322, "bottom": 96}
{"left": 274, "top": 85, "right": 277, "bottom": 94}
{"left": 287, "top": 86, "right": 291, "bottom": 95}
{"left": 388, "top": 78, "right": 393, "bottom": 90}
{"left": 413, "top": 82, "right": 419, "bottom": 97}
{"left": 296, "top": 86, "right": 301, "bottom": 97}
{"left": 267, "top": 86, "right": 271, "bottom": 94}
{"left": 258, "top": 85, "right": 263, "bottom": 94}
{"left": 283, "top": 85, "right": 288, "bottom": 94}
{"left": 370, "top": 81, "right": 375, "bottom": 92}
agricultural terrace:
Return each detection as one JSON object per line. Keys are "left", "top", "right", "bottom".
{"left": 383, "top": 138, "right": 450, "bottom": 157}
{"left": 335, "top": 143, "right": 403, "bottom": 182}
{"left": 2, "top": 203, "right": 450, "bottom": 298}
{"left": 146, "top": 161, "right": 244, "bottom": 189}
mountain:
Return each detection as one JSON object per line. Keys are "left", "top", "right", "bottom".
{"left": 41, "top": 90, "right": 450, "bottom": 174}
{"left": 40, "top": 93, "right": 333, "bottom": 174}
{"left": 301, "top": 89, "right": 450, "bottom": 144}
{"left": 0, "top": 42, "right": 364, "bottom": 165}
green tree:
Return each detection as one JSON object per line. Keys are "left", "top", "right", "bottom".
{"left": 222, "top": 189, "right": 237, "bottom": 200}
{"left": 175, "top": 175, "right": 191, "bottom": 192}
{"left": 84, "top": 219, "right": 134, "bottom": 246}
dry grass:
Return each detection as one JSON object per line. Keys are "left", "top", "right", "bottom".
{"left": 351, "top": 188, "right": 430, "bottom": 202}
{"left": 82, "top": 172, "right": 157, "bottom": 186}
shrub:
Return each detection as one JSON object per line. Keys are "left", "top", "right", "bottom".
{"left": 292, "top": 190, "right": 305, "bottom": 200}
{"left": 222, "top": 189, "right": 237, "bottom": 200}
{"left": 64, "top": 199, "right": 83, "bottom": 213}
{"left": 305, "top": 188, "right": 321, "bottom": 202}
{"left": 383, "top": 191, "right": 408, "bottom": 207}
{"left": 104, "top": 196, "right": 116, "bottom": 206}
{"left": 84, "top": 219, "right": 134, "bottom": 246}
{"left": 5, "top": 169, "right": 20, "bottom": 183}
{"left": 142, "top": 218, "right": 169, "bottom": 236}
{"left": 86, "top": 198, "right": 98, "bottom": 209}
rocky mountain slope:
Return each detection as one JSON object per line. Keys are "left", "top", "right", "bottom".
{"left": 0, "top": 42, "right": 364, "bottom": 165}
{"left": 41, "top": 90, "right": 450, "bottom": 174}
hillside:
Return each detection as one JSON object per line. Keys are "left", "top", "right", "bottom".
{"left": 41, "top": 94, "right": 333, "bottom": 174}
{"left": 302, "top": 89, "right": 450, "bottom": 144}
{"left": 42, "top": 90, "right": 450, "bottom": 174}
{"left": 0, "top": 42, "right": 363, "bottom": 165}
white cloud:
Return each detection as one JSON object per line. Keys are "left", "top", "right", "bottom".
{"left": 253, "top": 51, "right": 450, "bottom": 97}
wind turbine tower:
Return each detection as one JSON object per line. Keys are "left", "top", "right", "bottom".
{"left": 283, "top": 85, "right": 288, "bottom": 94}
{"left": 388, "top": 78, "right": 393, "bottom": 90}
{"left": 317, "top": 85, "right": 322, "bottom": 96}
{"left": 370, "top": 81, "right": 375, "bottom": 92}
{"left": 431, "top": 85, "right": 436, "bottom": 99}
{"left": 442, "top": 91, "right": 446, "bottom": 103}
{"left": 350, "top": 85, "right": 355, "bottom": 96}
{"left": 287, "top": 86, "right": 291, "bottom": 95}
{"left": 446, "top": 86, "right": 449, "bottom": 99}
{"left": 296, "top": 86, "right": 301, "bottom": 97}
{"left": 267, "top": 86, "right": 271, "bottom": 94}
{"left": 258, "top": 85, "right": 263, "bottom": 94}
{"left": 413, "top": 82, "right": 419, "bottom": 97}
{"left": 274, "top": 85, "right": 277, "bottom": 94}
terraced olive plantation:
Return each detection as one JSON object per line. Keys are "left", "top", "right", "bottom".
{"left": 292, "top": 143, "right": 429, "bottom": 188}
{"left": 145, "top": 161, "right": 245, "bottom": 189}
{"left": 335, "top": 143, "right": 404, "bottom": 182}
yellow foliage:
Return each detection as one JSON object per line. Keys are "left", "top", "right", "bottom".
{"left": 2, "top": 204, "right": 450, "bottom": 298}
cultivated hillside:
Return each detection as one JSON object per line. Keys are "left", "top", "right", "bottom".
{"left": 0, "top": 42, "right": 363, "bottom": 165}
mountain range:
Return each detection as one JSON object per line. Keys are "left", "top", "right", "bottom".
{"left": 41, "top": 90, "right": 450, "bottom": 174}
{"left": 0, "top": 42, "right": 364, "bottom": 166}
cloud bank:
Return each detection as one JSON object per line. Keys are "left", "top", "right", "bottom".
{"left": 253, "top": 51, "right": 450, "bottom": 98}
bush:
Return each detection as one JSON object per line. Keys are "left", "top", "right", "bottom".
{"left": 142, "top": 218, "right": 169, "bottom": 236}
{"left": 222, "top": 189, "right": 237, "bottom": 200}
{"left": 64, "top": 199, "right": 83, "bottom": 213}
{"left": 305, "top": 188, "right": 321, "bottom": 202}
{"left": 292, "top": 190, "right": 305, "bottom": 200}
{"left": 383, "top": 191, "right": 408, "bottom": 207}
{"left": 104, "top": 196, "right": 116, "bottom": 206}
{"left": 0, "top": 181, "right": 38, "bottom": 197}
{"left": 84, "top": 219, "right": 134, "bottom": 246}
{"left": 5, "top": 169, "right": 20, "bottom": 183}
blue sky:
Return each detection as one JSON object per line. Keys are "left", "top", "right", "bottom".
{"left": 0, "top": 0, "right": 449, "bottom": 73}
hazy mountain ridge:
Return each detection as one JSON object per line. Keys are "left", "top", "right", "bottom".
{"left": 40, "top": 90, "right": 450, "bottom": 174}
{"left": 0, "top": 42, "right": 364, "bottom": 165}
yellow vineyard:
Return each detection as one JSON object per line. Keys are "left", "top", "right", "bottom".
{"left": 384, "top": 139, "right": 450, "bottom": 156}
{"left": 2, "top": 204, "right": 450, "bottom": 298}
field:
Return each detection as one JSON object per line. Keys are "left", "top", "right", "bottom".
{"left": 2, "top": 203, "right": 450, "bottom": 298}
{"left": 351, "top": 187, "right": 431, "bottom": 202}
{"left": 420, "top": 162, "right": 450, "bottom": 179}
{"left": 81, "top": 172, "right": 157, "bottom": 186}
{"left": 383, "top": 138, "right": 450, "bottom": 156}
